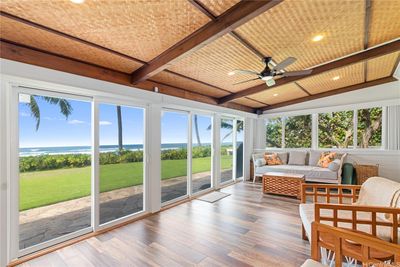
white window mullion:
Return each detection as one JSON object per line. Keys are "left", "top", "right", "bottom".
{"left": 353, "top": 110, "right": 358, "bottom": 149}
{"left": 312, "top": 113, "right": 318, "bottom": 150}
{"left": 382, "top": 106, "right": 387, "bottom": 150}
{"left": 91, "top": 100, "right": 99, "bottom": 231}
{"left": 187, "top": 113, "right": 193, "bottom": 196}
{"left": 232, "top": 119, "right": 237, "bottom": 181}
{"left": 281, "top": 117, "right": 286, "bottom": 148}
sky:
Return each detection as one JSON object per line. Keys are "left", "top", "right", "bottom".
{"left": 19, "top": 94, "right": 214, "bottom": 148}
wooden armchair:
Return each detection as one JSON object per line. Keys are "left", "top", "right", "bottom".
{"left": 300, "top": 182, "right": 400, "bottom": 245}
{"left": 309, "top": 222, "right": 400, "bottom": 267}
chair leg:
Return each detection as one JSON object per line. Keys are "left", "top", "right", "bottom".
{"left": 302, "top": 224, "right": 308, "bottom": 241}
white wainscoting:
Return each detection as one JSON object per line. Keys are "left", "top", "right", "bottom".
{"left": 254, "top": 149, "right": 400, "bottom": 182}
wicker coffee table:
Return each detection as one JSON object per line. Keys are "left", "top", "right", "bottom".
{"left": 262, "top": 172, "right": 305, "bottom": 199}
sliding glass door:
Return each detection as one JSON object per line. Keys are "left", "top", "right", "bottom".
{"left": 236, "top": 120, "right": 244, "bottom": 180}
{"left": 99, "top": 103, "right": 145, "bottom": 225}
{"left": 192, "top": 114, "right": 212, "bottom": 194}
{"left": 161, "top": 110, "right": 189, "bottom": 204}
{"left": 220, "top": 118, "right": 234, "bottom": 184}
{"left": 18, "top": 90, "right": 92, "bottom": 251}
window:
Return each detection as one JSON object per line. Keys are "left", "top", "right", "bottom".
{"left": 99, "top": 104, "right": 145, "bottom": 225}
{"left": 161, "top": 110, "right": 188, "bottom": 203}
{"left": 357, "top": 107, "right": 382, "bottom": 148}
{"left": 236, "top": 120, "right": 244, "bottom": 179}
{"left": 192, "top": 114, "right": 212, "bottom": 194}
{"left": 19, "top": 92, "right": 92, "bottom": 250}
{"left": 220, "top": 118, "right": 234, "bottom": 184}
{"left": 285, "top": 115, "right": 311, "bottom": 148}
{"left": 318, "top": 111, "right": 354, "bottom": 148}
{"left": 266, "top": 117, "right": 282, "bottom": 148}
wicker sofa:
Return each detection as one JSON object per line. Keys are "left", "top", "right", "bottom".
{"left": 252, "top": 151, "right": 347, "bottom": 184}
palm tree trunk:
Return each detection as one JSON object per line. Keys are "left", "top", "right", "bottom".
{"left": 194, "top": 115, "right": 202, "bottom": 146}
{"left": 117, "top": 105, "right": 123, "bottom": 152}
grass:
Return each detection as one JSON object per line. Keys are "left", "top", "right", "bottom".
{"left": 20, "top": 156, "right": 232, "bottom": 211}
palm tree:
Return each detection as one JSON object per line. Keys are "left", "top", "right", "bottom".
{"left": 116, "top": 105, "right": 123, "bottom": 152}
{"left": 27, "top": 96, "right": 72, "bottom": 131}
{"left": 194, "top": 115, "right": 202, "bottom": 146}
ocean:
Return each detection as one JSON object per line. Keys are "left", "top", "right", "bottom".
{"left": 19, "top": 143, "right": 214, "bottom": 157}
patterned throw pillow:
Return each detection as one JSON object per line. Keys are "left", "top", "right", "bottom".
{"left": 264, "top": 153, "right": 283, "bottom": 165}
{"left": 317, "top": 152, "right": 336, "bottom": 168}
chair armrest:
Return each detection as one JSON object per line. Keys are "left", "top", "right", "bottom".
{"left": 311, "top": 222, "right": 400, "bottom": 264}
{"left": 301, "top": 183, "right": 361, "bottom": 204}
{"left": 314, "top": 203, "right": 400, "bottom": 243}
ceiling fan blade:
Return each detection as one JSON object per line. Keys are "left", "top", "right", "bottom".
{"left": 229, "top": 69, "right": 260, "bottom": 76}
{"left": 232, "top": 77, "right": 260, "bottom": 85}
{"left": 272, "top": 57, "right": 297, "bottom": 71}
{"left": 282, "top": 69, "right": 312, "bottom": 77}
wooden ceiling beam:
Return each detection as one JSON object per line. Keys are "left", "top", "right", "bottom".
{"left": 130, "top": 0, "right": 282, "bottom": 84}
{"left": 260, "top": 76, "right": 397, "bottom": 111}
{"left": 0, "top": 40, "right": 255, "bottom": 113}
{"left": 219, "top": 39, "right": 400, "bottom": 104}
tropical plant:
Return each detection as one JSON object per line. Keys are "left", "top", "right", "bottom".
{"left": 27, "top": 95, "right": 72, "bottom": 130}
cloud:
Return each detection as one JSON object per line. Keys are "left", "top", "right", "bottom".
{"left": 68, "top": 119, "right": 85, "bottom": 124}
{"left": 20, "top": 112, "right": 30, "bottom": 117}
{"left": 44, "top": 116, "right": 56, "bottom": 121}
{"left": 100, "top": 121, "right": 112, "bottom": 126}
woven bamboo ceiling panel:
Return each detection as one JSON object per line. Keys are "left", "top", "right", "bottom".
{"left": 231, "top": 97, "right": 267, "bottom": 108}
{"left": 368, "top": 0, "right": 400, "bottom": 47}
{"left": 235, "top": 0, "right": 365, "bottom": 71}
{"left": 197, "top": 0, "right": 240, "bottom": 16}
{"left": 151, "top": 71, "right": 230, "bottom": 98}
{"left": 247, "top": 83, "right": 308, "bottom": 105}
{"left": 0, "top": 0, "right": 210, "bottom": 62}
{"left": 0, "top": 16, "right": 142, "bottom": 73}
{"left": 168, "top": 34, "right": 265, "bottom": 93}
{"left": 366, "top": 52, "right": 400, "bottom": 81}
{"left": 297, "top": 62, "right": 365, "bottom": 95}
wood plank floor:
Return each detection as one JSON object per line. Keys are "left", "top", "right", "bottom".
{"left": 19, "top": 182, "right": 310, "bottom": 267}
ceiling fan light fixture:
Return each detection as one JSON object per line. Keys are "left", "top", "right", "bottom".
{"left": 332, "top": 76, "right": 340, "bottom": 81}
{"left": 312, "top": 34, "right": 324, "bottom": 42}
{"left": 228, "top": 71, "right": 235, "bottom": 76}
{"left": 261, "top": 76, "right": 273, "bottom": 81}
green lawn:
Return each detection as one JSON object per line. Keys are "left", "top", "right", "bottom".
{"left": 20, "top": 156, "right": 232, "bottom": 211}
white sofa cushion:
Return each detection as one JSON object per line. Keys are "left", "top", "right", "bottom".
{"left": 288, "top": 151, "right": 307, "bottom": 165}
{"left": 308, "top": 150, "right": 322, "bottom": 166}
{"left": 299, "top": 203, "right": 395, "bottom": 242}
{"left": 256, "top": 165, "right": 337, "bottom": 180}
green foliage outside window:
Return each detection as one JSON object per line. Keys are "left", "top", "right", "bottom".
{"left": 318, "top": 111, "right": 354, "bottom": 148}
{"left": 266, "top": 117, "right": 282, "bottom": 148}
{"left": 357, "top": 107, "right": 382, "bottom": 148}
{"left": 285, "top": 115, "right": 312, "bottom": 148}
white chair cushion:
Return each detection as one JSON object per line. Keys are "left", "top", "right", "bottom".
{"left": 299, "top": 203, "right": 394, "bottom": 242}
{"left": 301, "top": 259, "right": 326, "bottom": 267}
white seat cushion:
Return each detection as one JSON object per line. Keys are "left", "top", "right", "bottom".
{"left": 299, "top": 203, "right": 394, "bottom": 242}
{"left": 256, "top": 165, "right": 337, "bottom": 181}
{"left": 301, "top": 259, "right": 326, "bottom": 267}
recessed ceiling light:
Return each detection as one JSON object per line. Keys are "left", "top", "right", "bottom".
{"left": 70, "top": 0, "right": 85, "bottom": 4}
{"left": 228, "top": 71, "right": 235, "bottom": 76}
{"left": 312, "top": 35, "right": 324, "bottom": 42}
{"left": 332, "top": 76, "right": 340, "bottom": 81}
{"left": 273, "top": 93, "right": 279, "bottom": 97}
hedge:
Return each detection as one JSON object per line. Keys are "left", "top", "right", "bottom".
{"left": 19, "top": 146, "right": 223, "bottom": 172}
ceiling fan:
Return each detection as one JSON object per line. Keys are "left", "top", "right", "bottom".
{"left": 228, "top": 57, "right": 312, "bottom": 87}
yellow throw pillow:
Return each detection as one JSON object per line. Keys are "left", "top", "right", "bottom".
{"left": 317, "top": 152, "right": 336, "bottom": 168}
{"left": 264, "top": 153, "right": 283, "bottom": 165}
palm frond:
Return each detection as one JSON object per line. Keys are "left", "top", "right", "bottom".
{"left": 28, "top": 96, "right": 41, "bottom": 131}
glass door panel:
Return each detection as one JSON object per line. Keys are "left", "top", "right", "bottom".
{"left": 192, "top": 114, "right": 212, "bottom": 194}
{"left": 236, "top": 120, "right": 244, "bottom": 179}
{"left": 220, "top": 118, "right": 234, "bottom": 184}
{"left": 161, "top": 111, "right": 188, "bottom": 203}
{"left": 18, "top": 92, "right": 92, "bottom": 250}
{"left": 99, "top": 104, "right": 145, "bottom": 225}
